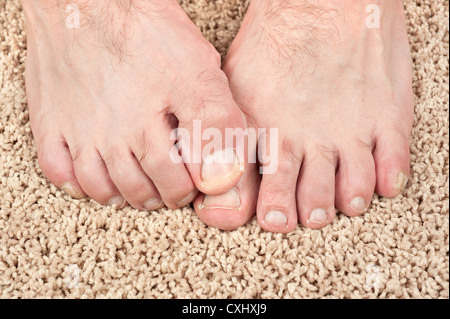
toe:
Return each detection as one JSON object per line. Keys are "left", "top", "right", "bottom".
{"left": 297, "top": 147, "right": 336, "bottom": 229}
{"left": 257, "top": 148, "right": 302, "bottom": 233}
{"left": 335, "top": 147, "right": 376, "bottom": 217}
{"left": 193, "top": 163, "right": 260, "bottom": 231}
{"left": 133, "top": 127, "right": 197, "bottom": 209}
{"left": 373, "top": 130, "right": 411, "bottom": 198}
{"left": 98, "top": 145, "right": 164, "bottom": 210}
{"left": 71, "top": 147, "right": 124, "bottom": 206}
{"left": 37, "top": 134, "right": 86, "bottom": 199}
{"left": 173, "top": 68, "right": 247, "bottom": 195}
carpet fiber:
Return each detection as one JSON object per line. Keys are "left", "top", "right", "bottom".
{"left": 0, "top": 0, "right": 448, "bottom": 298}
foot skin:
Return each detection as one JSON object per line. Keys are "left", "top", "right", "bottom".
{"left": 199, "top": 0, "right": 414, "bottom": 232}
{"left": 23, "top": 0, "right": 248, "bottom": 210}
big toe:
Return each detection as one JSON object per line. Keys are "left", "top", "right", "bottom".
{"left": 173, "top": 68, "right": 247, "bottom": 196}
{"left": 193, "top": 163, "right": 260, "bottom": 231}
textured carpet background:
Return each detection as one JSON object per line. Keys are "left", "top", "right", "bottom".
{"left": 0, "top": 0, "right": 448, "bottom": 299}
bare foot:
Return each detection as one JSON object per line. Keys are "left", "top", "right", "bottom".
{"left": 22, "top": 0, "right": 251, "bottom": 211}
{"left": 196, "top": 0, "right": 414, "bottom": 232}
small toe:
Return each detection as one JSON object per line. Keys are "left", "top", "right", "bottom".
{"left": 297, "top": 148, "right": 336, "bottom": 229}
{"left": 335, "top": 147, "right": 376, "bottom": 217}
{"left": 37, "top": 134, "right": 86, "bottom": 199}
{"left": 71, "top": 146, "right": 123, "bottom": 206}
{"left": 257, "top": 150, "right": 302, "bottom": 233}
{"left": 133, "top": 127, "right": 197, "bottom": 209}
{"left": 99, "top": 145, "right": 162, "bottom": 210}
{"left": 373, "top": 131, "right": 411, "bottom": 198}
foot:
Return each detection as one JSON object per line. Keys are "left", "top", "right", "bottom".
{"left": 209, "top": 0, "right": 414, "bottom": 232}
{"left": 23, "top": 0, "right": 249, "bottom": 210}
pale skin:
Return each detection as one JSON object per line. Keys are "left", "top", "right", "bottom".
{"left": 22, "top": 0, "right": 414, "bottom": 233}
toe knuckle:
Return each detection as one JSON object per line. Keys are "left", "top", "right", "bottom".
{"left": 129, "top": 180, "right": 151, "bottom": 198}
{"left": 101, "top": 147, "right": 127, "bottom": 168}
{"left": 143, "top": 149, "right": 169, "bottom": 171}
{"left": 37, "top": 152, "right": 54, "bottom": 174}
{"left": 277, "top": 139, "right": 303, "bottom": 171}
{"left": 195, "top": 69, "right": 230, "bottom": 104}
{"left": 315, "top": 143, "right": 338, "bottom": 166}
{"left": 353, "top": 136, "right": 373, "bottom": 152}
{"left": 37, "top": 148, "right": 64, "bottom": 178}
{"left": 134, "top": 131, "right": 154, "bottom": 163}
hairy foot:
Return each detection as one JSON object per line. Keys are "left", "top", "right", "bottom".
{"left": 23, "top": 0, "right": 251, "bottom": 211}
{"left": 201, "top": 0, "right": 414, "bottom": 232}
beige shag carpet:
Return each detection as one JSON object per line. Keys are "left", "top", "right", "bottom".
{"left": 0, "top": 0, "right": 448, "bottom": 299}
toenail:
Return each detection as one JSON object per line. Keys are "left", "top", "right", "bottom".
{"left": 394, "top": 171, "right": 409, "bottom": 192}
{"left": 200, "top": 187, "right": 241, "bottom": 210}
{"left": 350, "top": 197, "right": 367, "bottom": 214}
{"left": 61, "top": 182, "right": 85, "bottom": 199}
{"left": 264, "top": 210, "right": 288, "bottom": 227}
{"left": 176, "top": 190, "right": 198, "bottom": 208}
{"left": 143, "top": 198, "right": 163, "bottom": 211}
{"left": 108, "top": 196, "right": 126, "bottom": 208}
{"left": 201, "top": 149, "right": 244, "bottom": 186}
{"left": 308, "top": 208, "right": 328, "bottom": 224}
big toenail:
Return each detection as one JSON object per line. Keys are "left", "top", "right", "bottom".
{"left": 201, "top": 149, "right": 244, "bottom": 186}
{"left": 61, "top": 182, "right": 85, "bottom": 199}
{"left": 394, "top": 171, "right": 409, "bottom": 192}
{"left": 108, "top": 196, "right": 126, "bottom": 208}
{"left": 143, "top": 198, "right": 163, "bottom": 211}
{"left": 308, "top": 208, "right": 328, "bottom": 224}
{"left": 350, "top": 197, "right": 367, "bottom": 214}
{"left": 200, "top": 187, "right": 241, "bottom": 210}
{"left": 176, "top": 190, "right": 198, "bottom": 208}
{"left": 264, "top": 210, "right": 288, "bottom": 227}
